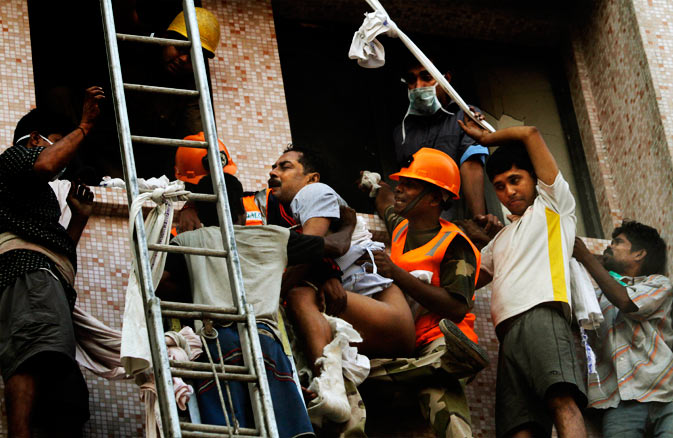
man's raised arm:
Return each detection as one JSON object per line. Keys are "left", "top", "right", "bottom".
{"left": 458, "top": 109, "right": 559, "bottom": 185}
{"left": 33, "top": 86, "right": 104, "bottom": 181}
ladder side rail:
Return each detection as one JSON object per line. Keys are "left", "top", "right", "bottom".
{"left": 181, "top": 1, "right": 279, "bottom": 436}
{"left": 99, "top": 1, "right": 182, "bottom": 436}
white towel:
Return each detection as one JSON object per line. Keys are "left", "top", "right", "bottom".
{"left": 569, "top": 258, "right": 604, "bottom": 330}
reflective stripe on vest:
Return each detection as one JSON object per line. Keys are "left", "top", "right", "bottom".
{"left": 243, "top": 195, "right": 263, "bottom": 226}
{"left": 243, "top": 189, "right": 272, "bottom": 226}
{"left": 391, "top": 218, "right": 482, "bottom": 347}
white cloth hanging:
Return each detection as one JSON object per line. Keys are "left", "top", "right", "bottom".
{"left": 350, "top": 0, "right": 495, "bottom": 132}
{"left": 569, "top": 258, "right": 604, "bottom": 330}
{"left": 120, "top": 180, "right": 188, "bottom": 375}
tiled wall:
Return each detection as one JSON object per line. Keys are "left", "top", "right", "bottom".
{"left": 566, "top": 0, "right": 673, "bottom": 273}
{"left": 203, "top": 0, "right": 292, "bottom": 193}
{"left": 1, "top": 0, "right": 672, "bottom": 437}
{"left": 0, "top": 0, "right": 34, "bottom": 150}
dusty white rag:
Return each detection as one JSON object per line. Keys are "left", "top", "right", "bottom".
{"left": 359, "top": 171, "right": 381, "bottom": 198}
{"left": 569, "top": 258, "right": 603, "bottom": 330}
{"left": 350, "top": 0, "right": 495, "bottom": 132}
{"left": 307, "top": 315, "right": 369, "bottom": 427}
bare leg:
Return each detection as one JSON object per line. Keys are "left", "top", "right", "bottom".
{"left": 285, "top": 286, "right": 333, "bottom": 375}
{"left": 5, "top": 372, "right": 36, "bottom": 438}
{"left": 340, "top": 284, "right": 415, "bottom": 358}
{"left": 547, "top": 386, "right": 586, "bottom": 438}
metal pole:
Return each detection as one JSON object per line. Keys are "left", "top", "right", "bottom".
{"left": 99, "top": 0, "right": 182, "bottom": 436}
{"left": 182, "top": 1, "right": 279, "bottom": 436}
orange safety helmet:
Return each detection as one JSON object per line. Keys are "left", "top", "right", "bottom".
{"left": 175, "top": 132, "right": 237, "bottom": 184}
{"left": 389, "top": 147, "right": 460, "bottom": 199}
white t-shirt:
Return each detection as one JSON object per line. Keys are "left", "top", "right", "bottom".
{"left": 290, "top": 182, "right": 347, "bottom": 226}
{"left": 481, "top": 172, "right": 576, "bottom": 327}
{"left": 172, "top": 225, "right": 290, "bottom": 337}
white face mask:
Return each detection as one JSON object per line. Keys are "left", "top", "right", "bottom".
{"left": 400, "top": 85, "right": 451, "bottom": 143}
{"left": 14, "top": 134, "right": 54, "bottom": 146}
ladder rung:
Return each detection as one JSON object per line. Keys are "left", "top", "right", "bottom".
{"left": 124, "top": 83, "right": 199, "bottom": 96}
{"left": 181, "top": 422, "right": 260, "bottom": 437}
{"left": 138, "top": 189, "right": 217, "bottom": 203}
{"left": 170, "top": 359, "right": 248, "bottom": 374}
{"left": 171, "top": 368, "right": 257, "bottom": 382}
{"left": 131, "top": 135, "right": 208, "bottom": 149}
{"left": 148, "top": 243, "right": 228, "bottom": 258}
{"left": 161, "top": 309, "right": 247, "bottom": 322}
{"left": 161, "top": 301, "right": 238, "bottom": 314}
{"left": 185, "top": 193, "right": 218, "bottom": 203}
{"left": 182, "top": 433, "right": 261, "bottom": 438}
{"left": 117, "top": 33, "right": 191, "bottom": 47}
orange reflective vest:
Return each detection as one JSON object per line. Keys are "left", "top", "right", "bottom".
{"left": 391, "top": 218, "right": 481, "bottom": 348}
{"left": 242, "top": 190, "right": 268, "bottom": 226}
{"left": 242, "top": 189, "right": 298, "bottom": 229}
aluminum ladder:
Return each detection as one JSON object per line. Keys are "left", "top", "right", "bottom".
{"left": 99, "top": 1, "right": 279, "bottom": 436}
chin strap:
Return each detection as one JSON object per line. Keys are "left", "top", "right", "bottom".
{"left": 399, "top": 185, "right": 434, "bottom": 216}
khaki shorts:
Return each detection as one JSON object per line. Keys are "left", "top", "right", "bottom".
{"left": 495, "top": 305, "right": 587, "bottom": 437}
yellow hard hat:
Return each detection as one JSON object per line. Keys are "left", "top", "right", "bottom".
{"left": 167, "top": 8, "right": 220, "bottom": 57}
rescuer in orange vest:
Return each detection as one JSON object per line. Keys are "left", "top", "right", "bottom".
{"left": 361, "top": 147, "right": 490, "bottom": 437}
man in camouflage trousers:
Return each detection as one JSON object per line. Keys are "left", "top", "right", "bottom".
{"left": 361, "top": 148, "right": 490, "bottom": 437}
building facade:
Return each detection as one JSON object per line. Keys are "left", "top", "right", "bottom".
{"left": 0, "top": 0, "right": 671, "bottom": 436}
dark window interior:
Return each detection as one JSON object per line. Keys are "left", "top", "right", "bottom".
{"left": 274, "top": 19, "right": 482, "bottom": 214}
{"left": 27, "top": 0, "right": 205, "bottom": 183}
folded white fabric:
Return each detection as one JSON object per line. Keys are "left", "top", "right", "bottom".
{"left": 348, "top": 11, "right": 398, "bottom": 68}
{"left": 569, "top": 258, "right": 603, "bottom": 330}
{"left": 100, "top": 175, "right": 172, "bottom": 191}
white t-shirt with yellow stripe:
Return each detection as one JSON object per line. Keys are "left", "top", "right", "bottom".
{"left": 481, "top": 172, "right": 576, "bottom": 328}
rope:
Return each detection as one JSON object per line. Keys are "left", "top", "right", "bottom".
{"left": 199, "top": 320, "right": 240, "bottom": 437}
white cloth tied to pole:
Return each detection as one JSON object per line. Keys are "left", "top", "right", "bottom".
{"left": 100, "top": 175, "right": 172, "bottom": 191}
{"left": 569, "top": 258, "right": 604, "bottom": 330}
{"left": 351, "top": 0, "right": 495, "bottom": 132}
{"left": 121, "top": 180, "right": 189, "bottom": 376}
{"left": 348, "top": 11, "right": 398, "bottom": 68}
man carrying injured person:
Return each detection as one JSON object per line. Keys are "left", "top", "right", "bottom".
{"left": 156, "top": 173, "right": 358, "bottom": 438}
{"left": 259, "top": 146, "right": 417, "bottom": 425}
{"left": 360, "top": 147, "right": 488, "bottom": 438}
{"left": 460, "top": 110, "right": 587, "bottom": 438}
